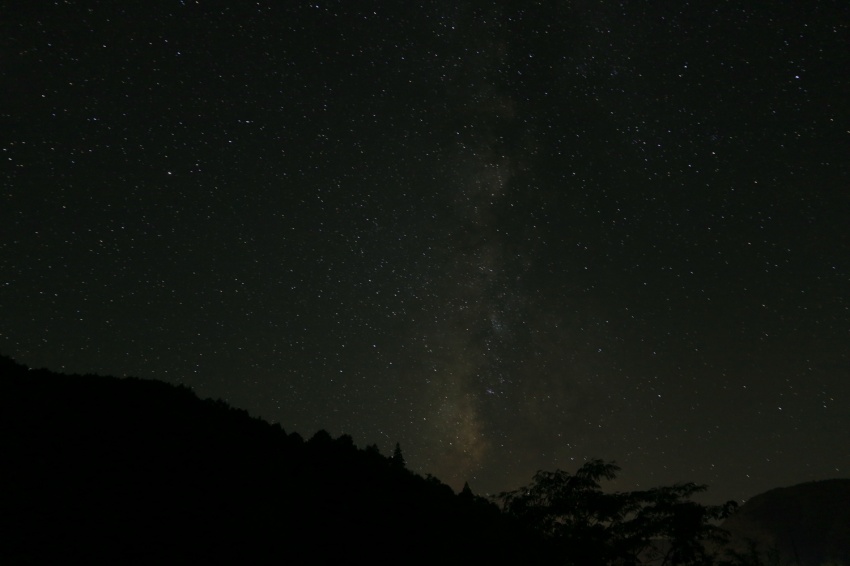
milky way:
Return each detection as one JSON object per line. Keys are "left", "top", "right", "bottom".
{"left": 1, "top": 1, "right": 848, "bottom": 502}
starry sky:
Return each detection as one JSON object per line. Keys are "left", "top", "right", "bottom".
{"left": 2, "top": 0, "right": 849, "bottom": 504}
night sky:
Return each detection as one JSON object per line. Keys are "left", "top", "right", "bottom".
{"left": 2, "top": 1, "right": 849, "bottom": 504}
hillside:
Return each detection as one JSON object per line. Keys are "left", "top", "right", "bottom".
{"left": 6, "top": 354, "right": 847, "bottom": 566}
{"left": 0, "top": 355, "right": 544, "bottom": 565}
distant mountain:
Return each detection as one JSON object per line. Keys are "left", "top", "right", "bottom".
{"left": 721, "top": 479, "right": 850, "bottom": 566}
{"left": 0, "top": 355, "right": 545, "bottom": 565}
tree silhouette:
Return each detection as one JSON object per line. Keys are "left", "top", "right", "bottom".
{"left": 460, "top": 481, "right": 474, "bottom": 500}
{"left": 496, "top": 459, "right": 737, "bottom": 566}
{"left": 391, "top": 442, "right": 406, "bottom": 469}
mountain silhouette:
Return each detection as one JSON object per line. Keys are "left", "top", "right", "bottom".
{"left": 721, "top": 479, "right": 850, "bottom": 566}
{"left": 7, "top": 354, "right": 847, "bottom": 566}
{"left": 0, "top": 355, "right": 543, "bottom": 565}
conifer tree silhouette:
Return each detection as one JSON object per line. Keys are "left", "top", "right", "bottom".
{"left": 391, "top": 442, "right": 406, "bottom": 469}
{"left": 460, "top": 481, "right": 474, "bottom": 500}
